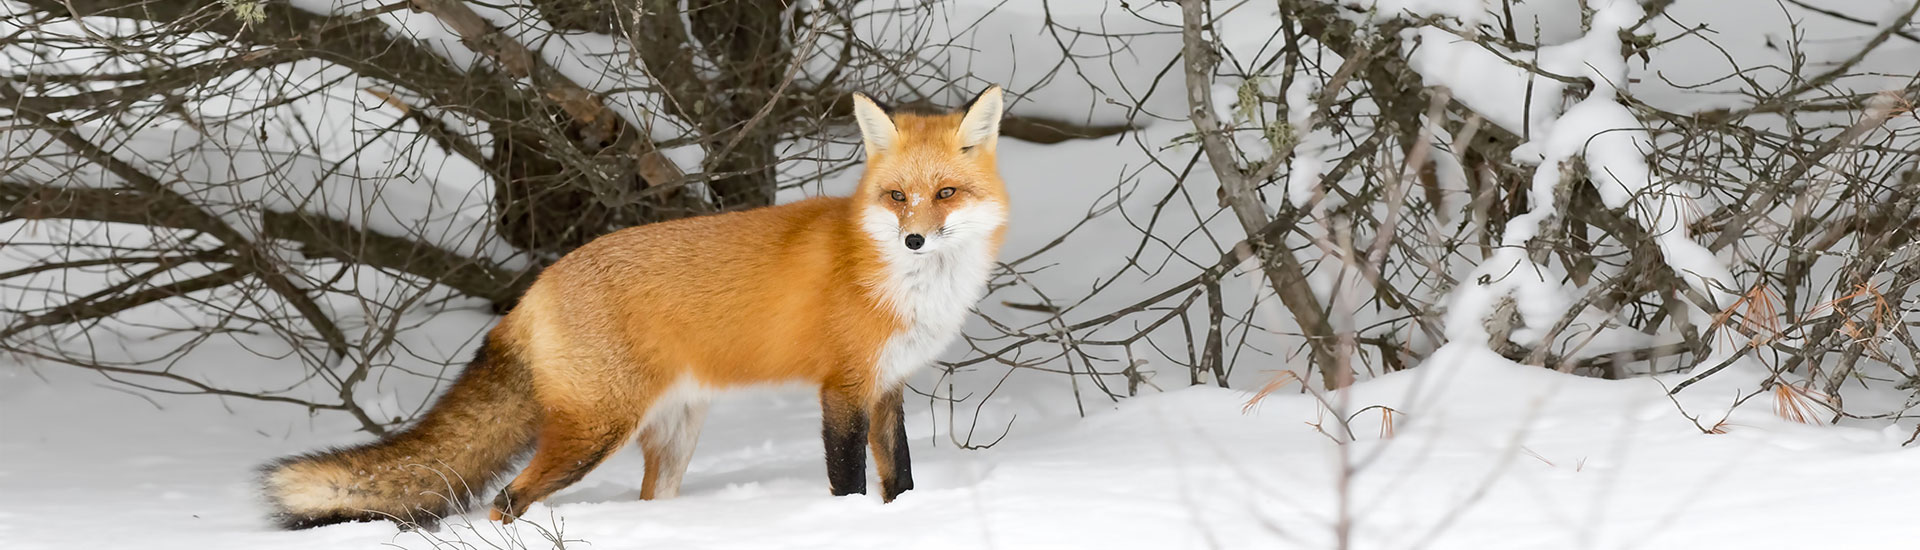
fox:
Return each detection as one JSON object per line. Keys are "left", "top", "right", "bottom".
{"left": 258, "top": 86, "right": 1010, "bottom": 529}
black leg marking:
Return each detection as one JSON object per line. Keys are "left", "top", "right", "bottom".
{"left": 868, "top": 388, "right": 913, "bottom": 502}
{"left": 882, "top": 396, "right": 914, "bottom": 501}
{"left": 821, "top": 388, "right": 869, "bottom": 496}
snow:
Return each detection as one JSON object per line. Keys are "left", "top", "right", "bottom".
{"left": 1286, "top": 155, "right": 1327, "bottom": 208}
{"left": 1343, "top": 0, "right": 1489, "bottom": 25}
{"left": 4, "top": 112, "right": 1916, "bottom": 550}
{"left": 7, "top": 0, "right": 1920, "bottom": 547}
{"left": 13, "top": 335, "right": 1920, "bottom": 549}
{"left": 1406, "top": 26, "right": 1565, "bottom": 138}
{"left": 1430, "top": 0, "right": 1742, "bottom": 352}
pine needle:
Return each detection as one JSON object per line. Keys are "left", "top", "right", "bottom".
{"left": 1710, "top": 281, "right": 1782, "bottom": 345}
{"left": 1243, "top": 370, "right": 1302, "bottom": 413}
{"left": 1773, "top": 383, "right": 1834, "bottom": 424}
{"left": 1522, "top": 447, "right": 1554, "bottom": 467}
{"left": 1809, "top": 282, "right": 1897, "bottom": 357}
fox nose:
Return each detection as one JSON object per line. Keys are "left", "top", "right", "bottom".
{"left": 904, "top": 234, "right": 925, "bottom": 250}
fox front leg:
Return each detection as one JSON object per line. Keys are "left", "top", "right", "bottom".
{"left": 868, "top": 385, "right": 913, "bottom": 501}
{"left": 819, "top": 383, "right": 870, "bottom": 496}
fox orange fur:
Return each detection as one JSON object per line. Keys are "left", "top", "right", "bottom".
{"left": 258, "top": 87, "right": 1010, "bottom": 529}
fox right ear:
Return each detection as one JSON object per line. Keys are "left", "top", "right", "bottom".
{"left": 851, "top": 93, "right": 898, "bottom": 157}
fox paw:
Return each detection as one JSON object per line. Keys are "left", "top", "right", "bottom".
{"left": 489, "top": 490, "right": 528, "bottom": 524}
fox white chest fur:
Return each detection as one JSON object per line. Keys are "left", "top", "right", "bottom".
{"left": 862, "top": 202, "right": 1006, "bottom": 382}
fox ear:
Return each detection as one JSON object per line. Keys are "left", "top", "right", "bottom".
{"left": 956, "top": 85, "right": 1004, "bottom": 153}
{"left": 851, "top": 93, "right": 898, "bottom": 157}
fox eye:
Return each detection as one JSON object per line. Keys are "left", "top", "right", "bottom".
{"left": 936, "top": 187, "right": 957, "bottom": 199}
{"left": 889, "top": 190, "right": 906, "bottom": 202}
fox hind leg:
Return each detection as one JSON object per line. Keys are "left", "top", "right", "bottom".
{"left": 490, "top": 394, "right": 645, "bottom": 522}
{"left": 638, "top": 399, "right": 709, "bottom": 500}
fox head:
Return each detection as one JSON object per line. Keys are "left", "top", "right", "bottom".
{"left": 850, "top": 86, "right": 1010, "bottom": 257}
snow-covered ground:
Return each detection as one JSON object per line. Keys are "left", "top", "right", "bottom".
{"left": 6, "top": 0, "right": 1920, "bottom": 548}
{"left": 11, "top": 338, "right": 1920, "bottom": 549}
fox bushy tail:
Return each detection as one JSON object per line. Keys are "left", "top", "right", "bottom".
{"left": 259, "top": 336, "right": 540, "bottom": 529}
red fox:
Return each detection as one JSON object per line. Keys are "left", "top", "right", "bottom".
{"left": 259, "top": 86, "right": 1009, "bottom": 529}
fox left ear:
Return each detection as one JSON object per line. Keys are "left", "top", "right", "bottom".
{"left": 852, "top": 92, "right": 899, "bottom": 157}
{"left": 956, "top": 85, "right": 1004, "bottom": 153}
